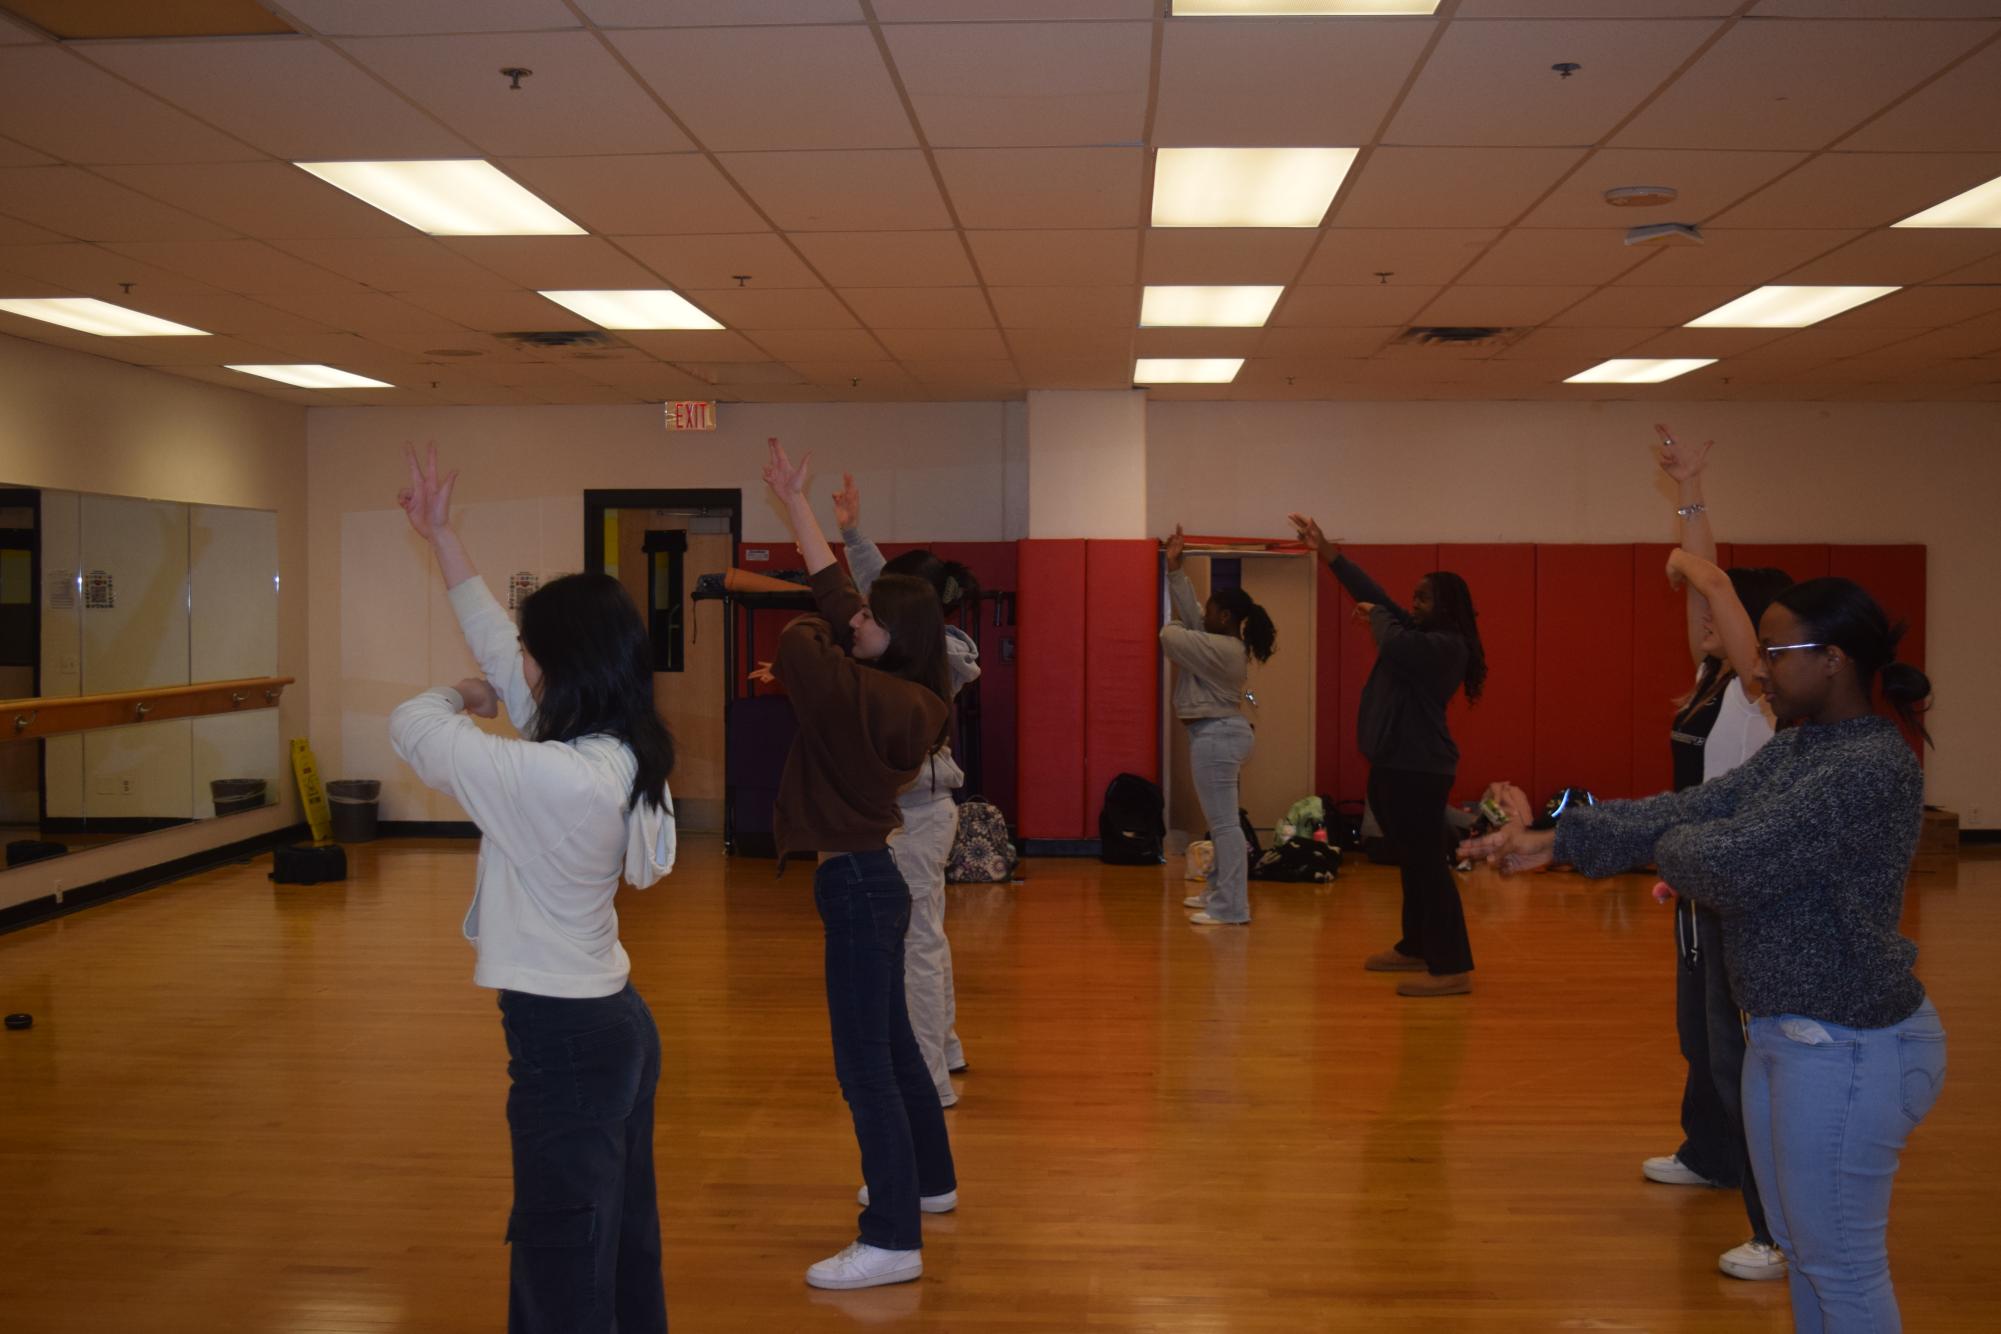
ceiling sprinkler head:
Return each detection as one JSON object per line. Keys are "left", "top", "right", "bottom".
{"left": 1552, "top": 62, "right": 1582, "bottom": 79}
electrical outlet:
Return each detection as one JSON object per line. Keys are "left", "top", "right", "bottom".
{"left": 93, "top": 776, "right": 133, "bottom": 797}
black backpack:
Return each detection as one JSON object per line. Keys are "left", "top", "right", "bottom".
{"left": 1099, "top": 772, "right": 1166, "bottom": 865}
{"left": 1252, "top": 838, "right": 1344, "bottom": 883}
{"left": 1203, "top": 807, "right": 1262, "bottom": 877}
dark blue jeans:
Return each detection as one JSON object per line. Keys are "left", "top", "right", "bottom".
{"left": 815, "top": 850, "right": 957, "bottom": 1251}
{"left": 499, "top": 984, "right": 666, "bottom": 1334}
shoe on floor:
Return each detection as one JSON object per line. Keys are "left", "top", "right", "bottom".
{"left": 1719, "top": 1240, "right": 1788, "bottom": 1281}
{"left": 806, "top": 1240, "right": 923, "bottom": 1290}
{"left": 1364, "top": 948, "right": 1426, "bottom": 973}
{"left": 1642, "top": 1153, "right": 1719, "bottom": 1187}
{"left": 948, "top": 1063, "right": 968, "bottom": 1075}
{"left": 856, "top": 1185, "right": 957, "bottom": 1213}
{"left": 1182, "top": 895, "right": 1209, "bottom": 909}
{"left": 1397, "top": 972, "right": 1472, "bottom": 997}
{"left": 1187, "top": 911, "right": 1247, "bottom": 926}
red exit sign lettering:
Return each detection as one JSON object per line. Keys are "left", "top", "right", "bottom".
{"left": 664, "top": 401, "right": 717, "bottom": 431}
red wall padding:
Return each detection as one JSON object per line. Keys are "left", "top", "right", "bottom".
{"left": 1534, "top": 546, "right": 1637, "bottom": 803}
{"left": 1084, "top": 541, "right": 1163, "bottom": 822}
{"left": 1016, "top": 540, "right": 1090, "bottom": 839}
{"left": 1440, "top": 545, "right": 1538, "bottom": 804}
{"left": 1730, "top": 543, "right": 1829, "bottom": 585}
{"left": 1331, "top": 545, "right": 1438, "bottom": 803}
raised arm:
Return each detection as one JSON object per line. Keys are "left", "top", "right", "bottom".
{"left": 1666, "top": 548, "right": 1766, "bottom": 701}
{"left": 764, "top": 437, "right": 836, "bottom": 576}
{"left": 832, "top": 472, "right": 888, "bottom": 596}
{"left": 1163, "top": 524, "right": 1203, "bottom": 628}
{"left": 1656, "top": 425, "right": 1716, "bottom": 668}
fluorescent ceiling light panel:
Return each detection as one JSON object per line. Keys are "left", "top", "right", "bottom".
{"left": 1893, "top": 174, "right": 2001, "bottom": 229}
{"left": 1134, "top": 357, "right": 1244, "bottom": 384}
{"left": 1173, "top": 2, "right": 1441, "bottom": 13}
{"left": 538, "top": 290, "right": 723, "bottom": 330}
{"left": 226, "top": 364, "right": 392, "bottom": 389}
{"left": 1685, "top": 285, "right": 1899, "bottom": 328}
{"left": 0, "top": 297, "right": 208, "bottom": 336}
{"left": 1152, "top": 148, "right": 1358, "bottom": 229}
{"left": 295, "top": 160, "right": 584, "bottom": 236}
{"left": 1140, "top": 286, "right": 1285, "bottom": 328}
{"left": 1565, "top": 358, "right": 1717, "bottom": 385}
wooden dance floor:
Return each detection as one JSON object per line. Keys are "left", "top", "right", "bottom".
{"left": 2, "top": 839, "right": 1994, "bottom": 1332}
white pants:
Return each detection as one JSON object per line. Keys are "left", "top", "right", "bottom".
{"left": 889, "top": 793, "right": 963, "bottom": 1105}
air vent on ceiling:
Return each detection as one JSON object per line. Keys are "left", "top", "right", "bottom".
{"left": 499, "top": 330, "right": 622, "bottom": 350}
{"left": 1396, "top": 326, "right": 1517, "bottom": 348}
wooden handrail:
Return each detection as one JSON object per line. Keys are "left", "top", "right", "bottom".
{"left": 3, "top": 676, "right": 294, "bottom": 742}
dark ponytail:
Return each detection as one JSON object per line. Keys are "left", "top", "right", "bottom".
{"left": 882, "top": 547, "right": 980, "bottom": 613}
{"left": 1211, "top": 587, "right": 1276, "bottom": 664}
{"left": 1775, "top": 577, "right": 1933, "bottom": 745}
{"left": 1424, "top": 571, "right": 1487, "bottom": 703}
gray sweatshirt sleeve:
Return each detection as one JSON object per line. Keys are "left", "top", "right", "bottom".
{"left": 1552, "top": 745, "right": 1777, "bottom": 878}
{"left": 841, "top": 524, "right": 888, "bottom": 598}
{"left": 1168, "top": 568, "right": 1204, "bottom": 630}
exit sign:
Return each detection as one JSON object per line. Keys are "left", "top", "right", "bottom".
{"left": 664, "top": 400, "right": 716, "bottom": 431}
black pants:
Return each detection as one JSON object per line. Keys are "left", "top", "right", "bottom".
{"left": 1674, "top": 898, "right": 1772, "bottom": 1245}
{"left": 815, "top": 849, "right": 957, "bottom": 1251}
{"left": 499, "top": 984, "right": 667, "bottom": 1334}
{"left": 1368, "top": 766, "right": 1474, "bottom": 976}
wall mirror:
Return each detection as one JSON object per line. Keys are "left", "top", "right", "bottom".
{"left": 1, "top": 486, "right": 284, "bottom": 872}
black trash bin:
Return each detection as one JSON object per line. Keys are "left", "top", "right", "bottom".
{"left": 210, "top": 778, "right": 268, "bottom": 817}
{"left": 327, "top": 780, "right": 381, "bottom": 843}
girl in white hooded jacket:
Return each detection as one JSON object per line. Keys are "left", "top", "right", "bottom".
{"left": 389, "top": 447, "right": 677, "bottom": 1334}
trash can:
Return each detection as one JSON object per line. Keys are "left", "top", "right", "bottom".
{"left": 210, "top": 778, "right": 268, "bottom": 817}
{"left": 327, "top": 779, "right": 381, "bottom": 843}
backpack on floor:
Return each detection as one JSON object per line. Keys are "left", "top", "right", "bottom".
{"left": 1326, "top": 799, "right": 1366, "bottom": 852}
{"left": 1099, "top": 772, "right": 1166, "bottom": 865}
{"left": 1203, "top": 807, "right": 1262, "bottom": 879}
{"left": 945, "top": 797, "right": 1017, "bottom": 883}
{"left": 269, "top": 843, "right": 347, "bottom": 885}
{"left": 1252, "top": 838, "right": 1344, "bottom": 883}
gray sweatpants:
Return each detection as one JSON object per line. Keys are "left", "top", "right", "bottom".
{"left": 888, "top": 791, "right": 963, "bottom": 1105}
{"left": 1187, "top": 715, "right": 1255, "bottom": 924}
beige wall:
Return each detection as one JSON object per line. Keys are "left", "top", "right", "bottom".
{"left": 1147, "top": 400, "right": 2001, "bottom": 829}
{"left": 0, "top": 332, "right": 309, "bottom": 912}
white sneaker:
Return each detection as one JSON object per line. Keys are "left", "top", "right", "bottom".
{"left": 857, "top": 1185, "right": 957, "bottom": 1213}
{"left": 1187, "top": 911, "right": 1246, "bottom": 926}
{"left": 1641, "top": 1153, "right": 1718, "bottom": 1186}
{"left": 806, "top": 1240, "right": 923, "bottom": 1290}
{"left": 1182, "top": 895, "right": 1208, "bottom": 909}
{"left": 1719, "top": 1240, "right": 1788, "bottom": 1281}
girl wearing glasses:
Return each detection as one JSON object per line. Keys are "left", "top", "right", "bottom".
{"left": 1463, "top": 578, "right": 1943, "bottom": 1333}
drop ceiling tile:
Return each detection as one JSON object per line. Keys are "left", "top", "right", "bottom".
{"left": 902, "top": 359, "right": 1022, "bottom": 388}
{"left": 496, "top": 156, "right": 757, "bottom": 236}
{"left": 933, "top": 148, "right": 1144, "bottom": 229}
{"left": 0, "top": 242, "right": 213, "bottom": 295}
{"left": 1133, "top": 328, "right": 1264, "bottom": 358}
{"left": 694, "top": 287, "right": 860, "bottom": 329}
{"left": 885, "top": 21, "right": 1150, "bottom": 148}
{"left": 1518, "top": 149, "right": 1809, "bottom": 227}
{"left": 750, "top": 329, "right": 888, "bottom": 360}
{"left": 1816, "top": 284, "right": 2001, "bottom": 328}
{"left": 1140, "top": 230, "right": 1319, "bottom": 285}
{"left": 565, "top": 360, "right": 712, "bottom": 394}
{"left": 1272, "top": 285, "right": 1443, "bottom": 327}
{"left": 1389, "top": 20, "right": 1721, "bottom": 146}
{"left": 1840, "top": 36, "right": 2001, "bottom": 151}
{"left": 437, "top": 237, "right": 665, "bottom": 289}
{"left": 619, "top": 329, "right": 771, "bottom": 360}
{"left": 1458, "top": 230, "right": 1654, "bottom": 286}
{"left": 791, "top": 232, "right": 976, "bottom": 287}
{"left": 263, "top": 238, "right": 519, "bottom": 291}
{"left": 343, "top": 33, "right": 694, "bottom": 156}
{"left": 579, "top": 0, "right": 864, "bottom": 25}
{"left": 1616, "top": 228, "right": 1860, "bottom": 285}
{"left": 281, "top": 0, "right": 582, "bottom": 35}
{"left": 96, "top": 163, "right": 418, "bottom": 240}
{"left": 1936, "top": 250, "right": 2001, "bottom": 284}
{"left": 789, "top": 360, "right": 916, "bottom": 387}
{"left": 1778, "top": 229, "right": 2001, "bottom": 285}
{"left": 1617, "top": 326, "right": 1794, "bottom": 357}
{"left": 0, "top": 47, "right": 261, "bottom": 164}
{"left": 1455, "top": 2, "right": 1737, "bottom": 14}
{"left": 398, "top": 288, "right": 592, "bottom": 331}
{"left": 840, "top": 287, "right": 993, "bottom": 328}
{"left": 1008, "top": 328, "right": 1133, "bottom": 361}
{"left": 612, "top": 26, "right": 913, "bottom": 151}
{"left": 1545, "top": 284, "right": 1748, "bottom": 325}
{"left": 249, "top": 289, "right": 486, "bottom": 347}
{"left": 159, "top": 367, "right": 330, "bottom": 404}
{"left": 0, "top": 167, "right": 237, "bottom": 242}
{"left": 611, "top": 234, "right": 816, "bottom": 292}
{"left": 0, "top": 135, "right": 54, "bottom": 168}
{"left": 1301, "top": 229, "right": 1501, "bottom": 286}
{"left": 1752, "top": 1, "right": 2001, "bottom": 16}
{"left": 719, "top": 151, "right": 951, "bottom": 231}
{"left": 0, "top": 214, "right": 67, "bottom": 245}
{"left": 679, "top": 361, "right": 808, "bottom": 386}
{"left": 119, "top": 289, "right": 340, "bottom": 339}
{"left": 1, "top": 11, "right": 44, "bottom": 41}
{"left": 1153, "top": 18, "right": 1434, "bottom": 147}
{"left": 1255, "top": 326, "right": 1400, "bottom": 359}
{"left": 99, "top": 334, "right": 306, "bottom": 368}
{"left": 873, "top": 327, "right": 1010, "bottom": 360}
{"left": 105, "top": 239, "right": 369, "bottom": 294}
{"left": 1332, "top": 148, "right": 1590, "bottom": 229}
{"left": 1491, "top": 326, "right": 1661, "bottom": 361}
{"left": 1710, "top": 152, "right": 2001, "bottom": 229}
{"left": 1611, "top": 20, "right": 1996, "bottom": 150}
{"left": 966, "top": 229, "right": 1138, "bottom": 285}
{"left": 989, "top": 286, "right": 1137, "bottom": 328}
{"left": 1720, "top": 325, "right": 1917, "bottom": 362}
{"left": 876, "top": 1, "right": 1154, "bottom": 16}
{"left": 81, "top": 36, "right": 477, "bottom": 160}
{"left": 1013, "top": 350, "right": 1132, "bottom": 389}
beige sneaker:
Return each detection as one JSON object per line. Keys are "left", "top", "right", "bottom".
{"left": 1719, "top": 1240, "right": 1788, "bottom": 1281}
{"left": 1364, "top": 948, "right": 1426, "bottom": 972}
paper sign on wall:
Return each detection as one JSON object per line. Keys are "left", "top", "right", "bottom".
{"left": 664, "top": 401, "right": 716, "bottom": 432}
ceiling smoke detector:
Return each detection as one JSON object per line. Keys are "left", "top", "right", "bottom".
{"left": 1625, "top": 223, "right": 1704, "bottom": 247}
{"left": 1605, "top": 185, "right": 1679, "bottom": 208}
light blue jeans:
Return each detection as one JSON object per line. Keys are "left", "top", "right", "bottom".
{"left": 1743, "top": 999, "right": 1946, "bottom": 1333}
{"left": 1186, "top": 715, "right": 1255, "bottom": 924}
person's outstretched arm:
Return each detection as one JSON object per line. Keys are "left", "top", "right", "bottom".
{"left": 1666, "top": 548, "right": 1766, "bottom": 701}
{"left": 1656, "top": 425, "right": 1716, "bottom": 669}
{"left": 832, "top": 472, "right": 888, "bottom": 596}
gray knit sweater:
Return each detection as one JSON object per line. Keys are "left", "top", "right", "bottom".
{"left": 1554, "top": 714, "right": 1926, "bottom": 1028}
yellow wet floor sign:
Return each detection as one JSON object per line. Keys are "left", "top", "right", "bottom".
{"left": 291, "top": 738, "right": 332, "bottom": 843}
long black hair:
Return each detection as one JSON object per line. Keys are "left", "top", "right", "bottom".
{"left": 1774, "top": 577, "right": 1933, "bottom": 745}
{"left": 864, "top": 573, "right": 954, "bottom": 737}
{"left": 1421, "top": 571, "right": 1487, "bottom": 703}
{"left": 1210, "top": 586, "right": 1277, "bottom": 664}
{"left": 517, "top": 572, "right": 675, "bottom": 811}
{"left": 1689, "top": 565, "right": 1794, "bottom": 708}
{"left": 882, "top": 547, "right": 979, "bottom": 613}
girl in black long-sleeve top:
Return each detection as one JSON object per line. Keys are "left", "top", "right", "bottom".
{"left": 1290, "top": 514, "right": 1488, "bottom": 997}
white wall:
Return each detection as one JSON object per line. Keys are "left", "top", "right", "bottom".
{"left": 306, "top": 401, "right": 1014, "bottom": 821}
{"left": 0, "top": 332, "right": 308, "bottom": 912}
{"left": 1147, "top": 400, "right": 2001, "bottom": 828}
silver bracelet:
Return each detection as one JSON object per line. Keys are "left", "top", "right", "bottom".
{"left": 1676, "top": 503, "right": 1706, "bottom": 519}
